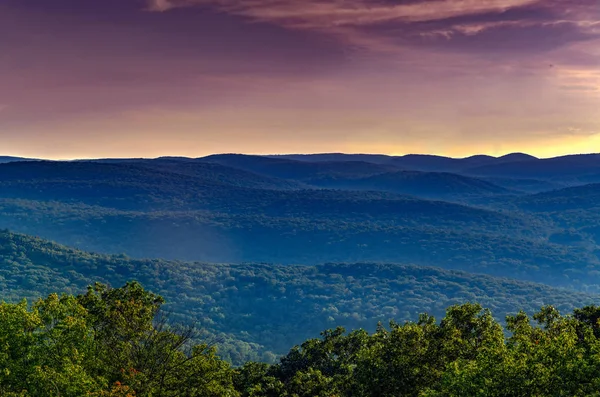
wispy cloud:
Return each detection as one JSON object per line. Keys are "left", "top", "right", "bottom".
{"left": 145, "top": 0, "right": 600, "bottom": 55}
{"left": 147, "top": 0, "right": 540, "bottom": 26}
{"left": 146, "top": 0, "right": 174, "bottom": 12}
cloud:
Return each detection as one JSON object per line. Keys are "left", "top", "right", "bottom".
{"left": 144, "top": 0, "right": 600, "bottom": 56}
{"left": 146, "top": 0, "right": 540, "bottom": 26}
{"left": 560, "top": 84, "right": 598, "bottom": 92}
{"left": 146, "top": 0, "right": 176, "bottom": 12}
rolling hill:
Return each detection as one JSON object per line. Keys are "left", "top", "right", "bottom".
{"left": 1, "top": 229, "right": 598, "bottom": 364}
{"left": 201, "top": 154, "right": 515, "bottom": 200}
{"left": 2, "top": 153, "right": 600, "bottom": 364}
{"left": 268, "top": 153, "right": 395, "bottom": 164}
{"left": 130, "top": 158, "right": 304, "bottom": 190}
{"left": 464, "top": 153, "right": 600, "bottom": 181}
{"left": 512, "top": 183, "right": 600, "bottom": 212}
{"left": 308, "top": 170, "right": 512, "bottom": 199}
{"left": 0, "top": 156, "right": 36, "bottom": 163}
{"left": 270, "top": 152, "right": 599, "bottom": 188}
{"left": 201, "top": 154, "right": 398, "bottom": 181}
{"left": 273, "top": 152, "right": 539, "bottom": 172}
{"left": 67, "top": 152, "right": 600, "bottom": 197}
{"left": 0, "top": 160, "right": 598, "bottom": 290}
{"left": 481, "top": 176, "right": 566, "bottom": 193}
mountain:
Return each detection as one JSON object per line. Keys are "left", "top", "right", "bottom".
{"left": 269, "top": 153, "right": 394, "bottom": 164}
{"left": 481, "top": 177, "right": 566, "bottom": 193}
{"left": 0, "top": 160, "right": 303, "bottom": 210}
{"left": 265, "top": 152, "right": 600, "bottom": 188}
{"left": 465, "top": 153, "right": 600, "bottom": 181}
{"left": 497, "top": 152, "right": 538, "bottom": 162}
{"left": 308, "top": 170, "right": 512, "bottom": 199}
{"left": 0, "top": 156, "right": 36, "bottom": 163}
{"left": 1, "top": 229, "right": 598, "bottom": 364}
{"left": 0, "top": 196, "right": 576, "bottom": 270}
{"left": 201, "top": 154, "right": 398, "bottom": 180}
{"left": 130, "top": 158, "right": 304, "bottom": 190}
{"left": 271, "top": 152, "right": 539, "bottom": 173}
{"left": 387, "top": 154, "right": 495, "bottom": 172}
{"left": 476, "top": 183, "right": 600, "bottom": 251}
{"left": 271, "top": 153, "right": 498, "bottom": 172}
{"left": 389, "top": 153, "right": 539, "bottom": 172}
{"left": 512, "top": 183, "right": 600, "bottom": 212}
{"left": 201, "top": 154, "right": 513, "bottom": 200}
{"left": 0, "top": 160, "right": 598, "bottom": 289}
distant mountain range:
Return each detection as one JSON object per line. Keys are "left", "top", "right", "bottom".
{"left": 201, "top": 152, "right": 600, "bottom": 193}
{"left": 201, "top": 154, "right": 511, "bottom": 199}
{"left": 1, "top": 151, "right": 600, "bottom": 363}
{"left": 0, "top": 154, "right": 599, "bottom": 290}
{"left": 0, "top": 156, "right": 37, "bottom": 163}
{"left": 269, "top": 152, "right": 539, "bottom": 172}
{"left": 4, "top": 151, "right": 600, "bottom": 185}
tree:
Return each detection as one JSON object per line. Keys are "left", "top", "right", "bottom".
{"left": 0, "top": 282, "right": 238, "bottom": 396}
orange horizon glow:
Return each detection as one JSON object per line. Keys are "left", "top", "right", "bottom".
{"left": 6, "top": 142, "right": 599, "bottom": 162}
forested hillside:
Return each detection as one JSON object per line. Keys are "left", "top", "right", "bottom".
{"left": 0, "top": 230, "right": 598, "bottom": 365}
{"left": 1, "top": 153, "right": 600, "bottom": 394}
{"left": 4, "top": 281, "right": 600, "bottom": 396}
{"left": 1, "top": 158, "right": 600, "bottom": 291}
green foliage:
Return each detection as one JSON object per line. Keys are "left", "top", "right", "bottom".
{"left": 3, "top": 281, "right": 600, "bottom": 396}
{"left": 241, "top": 303, "right": 600, "bottom": 397}
{"left": 0, "top": 282, "right": 238, "bottom": 396}
{"left": 0, "top": 230, "right": 598, "bottom": 365}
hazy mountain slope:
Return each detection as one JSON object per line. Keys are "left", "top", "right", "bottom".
{"left": 130, "top": 159, "right": 305, "bottom": 190}
{"left": 201, "top": 154, "right": 398, "bottom": 180}
{"left": 0, "top": 160, "right": 254, "bottom": 210}
{"left": 0, "top": 160, "right": 311, "bottom": 211}
{"left": 387, "top": 154, "right": 495, "bottom": 172}
{"left": 269, "top": 153, "right": 395, "bottom": 164}
{"left": 465, "top": 154, "right": 600, "bottom": 180}
{"left": 482, "top": 177, "right": 566, "bottom": 193}
{"left": 1, "top": 196, "right": 598, "bottom": 290}
{"left": 475, "top": 184, "right": 600, "bottom": 252}
{"left": 1, "top": 160, "right": 599, "bottom": 290}
{"left": 509, "top": 183, "right": 600, "bottom": 212}
{"left": 1, "top": 230, "right": 597, "bottom": 362}
{"left": 0, "top": 160, "right": 528, "bottom": 227}
{"left": 497, "top": 153, "right": 538, "bottom": 162}
{"left": 309, "top": 170, "right": 512, "bottom": 199}
{"left": 388, "top": 153, "right": 538, "bottom": 172}
{"left": 271, "top": 153, "right": 538, "bottom": 172}
{"left": 0, "top": 156, "right": 36, "bottom": 163}
{"left": 0, "top": 159, "right": 297, "bottom": 191}
{"left": 200, "top": 154, "right": 516, "bottom": 200}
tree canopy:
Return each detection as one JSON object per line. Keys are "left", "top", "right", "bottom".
{"left": 3, "top": 282, "right": 600, "bottom": 396}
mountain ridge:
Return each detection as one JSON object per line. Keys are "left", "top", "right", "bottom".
{"left": 1, "top": 228, "right": 598, "bottom": 363}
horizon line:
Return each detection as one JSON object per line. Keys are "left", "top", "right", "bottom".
{"left": 3, "top": 150, "right": 600, "bottom": 162}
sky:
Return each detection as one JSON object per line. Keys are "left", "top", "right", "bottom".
{"left": 0, "top": 0, "right": 599, "bottom": 159}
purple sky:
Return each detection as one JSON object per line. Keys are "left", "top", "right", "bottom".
{"left": 1, "top": 0, "right": 599, "bottom": 158}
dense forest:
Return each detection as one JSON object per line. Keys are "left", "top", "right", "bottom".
{"left": 4, "top": 281, "right": 600, "bottom": 396}
{"left": 1, "top": 153, "right": 600, "bottom": 392}
{"left": 0, "top": 156, "right": 600, "bottom": 291}
{"left": 0, "top": 230, "right": 598, "bottom": 365}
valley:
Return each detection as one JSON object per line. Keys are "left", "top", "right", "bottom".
{"left": 1, "top": 153, "right": 600, "bottom": 365}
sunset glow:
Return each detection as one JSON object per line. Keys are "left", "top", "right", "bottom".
{"left": 1, "top": 0, "right": 599, "bottom": 159}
